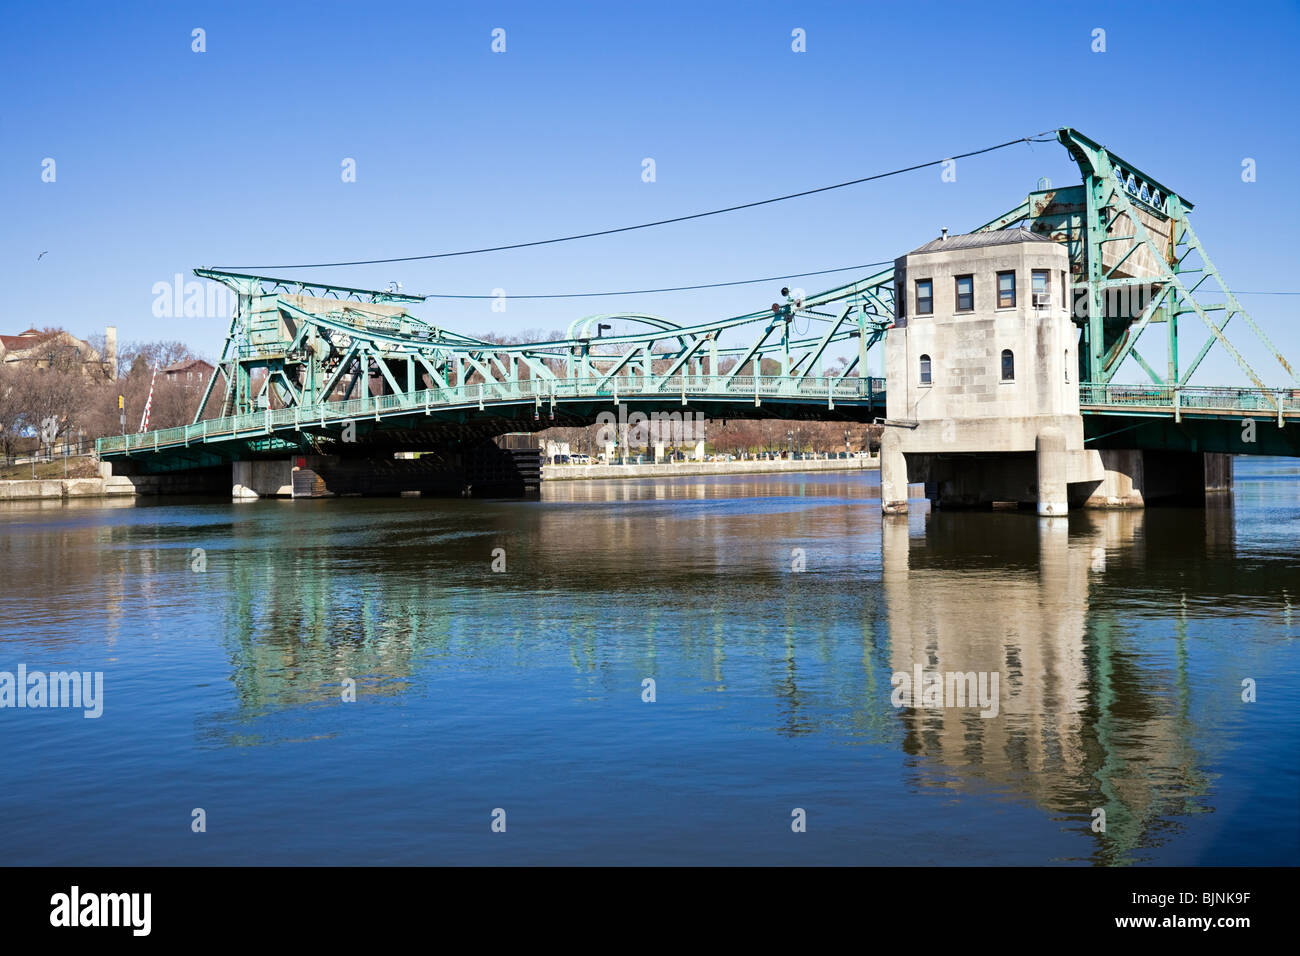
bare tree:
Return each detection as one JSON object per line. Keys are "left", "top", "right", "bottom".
{"left": 0, "top": 364, "right": 83, "bottom": 453}
{"left": 0, "top": 364, "right": 25, "bottom": 458}
{"left": 117, "top": 340, "right": 197, "bottom": 379}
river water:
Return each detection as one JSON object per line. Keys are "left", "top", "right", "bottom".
{"left": 1, "top": 459, "right": 1296, "bottom": 865}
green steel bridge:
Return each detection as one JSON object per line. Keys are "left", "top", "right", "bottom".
{"left": 97, "top": 128, "right": 1299, "bottom": 472}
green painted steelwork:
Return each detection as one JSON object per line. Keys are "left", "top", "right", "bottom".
{"left": 95, "top": 129, "right": 1298, "bottom": 468}
{"left": 1084, "top": 414, "right": 1300, "bottom": 457}
{"left": 182, "top": 265, "right": 895, "bottom": 423}
{"left": 1043, "top": 129, "right": 1294, "bottom": 391}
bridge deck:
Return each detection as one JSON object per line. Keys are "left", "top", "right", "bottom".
{"left": 97, "top": 375, "right": 886, "bottom": 459}
{"left": 96, "top": 378, "right": 1296, "bottom": 463}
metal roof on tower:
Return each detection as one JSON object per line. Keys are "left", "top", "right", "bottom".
{"left": 907, "top": 227, "right": 1056, "bottom": 256}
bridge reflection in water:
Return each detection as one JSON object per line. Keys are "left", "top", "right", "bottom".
{"left": 125, "top": 467, "right": 1290, "bottom": 864}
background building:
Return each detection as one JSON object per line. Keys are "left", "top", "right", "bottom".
{"left": 162, "top": 358, "right": 215, "bottom": 391}
{"left": 0, "top": 325, "right": 116, "bottom": 379}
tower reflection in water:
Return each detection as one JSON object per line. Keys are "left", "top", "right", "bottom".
{"left": 884, "top": 508, "right": 1225, "bottom": 865}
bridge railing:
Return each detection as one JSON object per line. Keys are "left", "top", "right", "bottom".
{"left": 95, "top": 374, "right": 884, "bottom": 457}
{"left": 1080, "top": 383, "right": 1295, "bottom": 414}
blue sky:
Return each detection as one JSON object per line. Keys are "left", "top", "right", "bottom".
{"left": 3, "top": 0, "right": 1297, "bottom": 385}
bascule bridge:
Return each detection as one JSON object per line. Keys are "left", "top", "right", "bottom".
{"left": 96, "top": 129, "right": 1298, "bottom": 505}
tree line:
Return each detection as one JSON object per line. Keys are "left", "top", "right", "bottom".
{"left": 0, "top": 332, "right": 219, "bottom": 458}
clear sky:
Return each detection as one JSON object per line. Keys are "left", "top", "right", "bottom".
{"left": 3, "top": 0, "right": 1297, "bottom": 386}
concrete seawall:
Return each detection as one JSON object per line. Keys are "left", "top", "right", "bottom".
{"left": 0, "top": 474, "right": 179, "bottom": 500}
{"left": 0, "top": 466, "right": 228, "bottom": 501}
{"left": 0, "top": 478, "right": 115, "bottom": 501}
{"left": 541, "top": 457, "right": 879, "bottom": 481}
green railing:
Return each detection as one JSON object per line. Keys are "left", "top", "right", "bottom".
{"left": 1080, "top": 382, "right": 1297, "bottom": 416}
{"left": 96, "top": 375, "right": 884, "bottom": 457}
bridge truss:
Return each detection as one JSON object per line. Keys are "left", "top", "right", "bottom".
{"left": 96, "top": 128, "right": 1296, "bottom": 465}
{"left": 186, "top": 265, "right": 894, "bottom": 427}
{"left": 1005, "top": 129, "right": 1294, "bottom": 396}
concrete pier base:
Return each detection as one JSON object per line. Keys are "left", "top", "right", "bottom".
{"left": 1204, "top": 452, "right": 1234, "bottom": 493}
{"left": 232, "top": 460, "right": 293, "bottom": 500}
{"left": 880, "top": 430, "right": 910, "bottom": 515}
{"left": 1036, "top": 427, "right": 1069, "bottom": 517}
{"left": 1082, "top": 449, "right": 1233, "bottom": 509}
{"left": 886, "top": 446, "right": 1233, "bottom": 514}
{"left": 1083, "top": 449, "right": 1145, "bottom": 509}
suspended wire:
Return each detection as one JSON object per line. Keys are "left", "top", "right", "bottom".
{"left": 215, "top": 132, "right": 1059, "bottom": 271}
{"left": 414, "top": 261, "right": 892, "bottom": 300}
{"left": 409, "top": 277, "right": 1296, "bottom": 305}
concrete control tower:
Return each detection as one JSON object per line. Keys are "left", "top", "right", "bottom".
{"left": 880, "top": 228, "right": 1100, "bottom": 516}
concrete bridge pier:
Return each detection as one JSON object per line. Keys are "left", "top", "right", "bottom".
{"left": 1082, "top": 450, "right": 1145, "bottom": 508}
{"left": 880, "top": 443, "right": 1078, "bottom": 515}
{"left": 1082, "top": 449, "right": 1233, "bottom": 509}
{"left": 232, "top": 460, "right": 293, "bottom": 500}
{"left": 1035, "top": 427, "right": 1069, "bottom": 517}
{"left": 880, "top": 430, "right": 910, "bottom": 515}
{"left": 1204, "top": 453, "right": 1234, "bottom": 494}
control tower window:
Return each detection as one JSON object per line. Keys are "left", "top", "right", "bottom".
{"left": 997, "top": 271, "right": 1016, "bottom": 309}
{"left": 915, "top": 279, "right": 933, "bottom": 316}
{"left": 955, "top": 275, "right": 974, "bottom": 312}
{"left": 1032, "top": 270, "right": 1050, "bottom": 309}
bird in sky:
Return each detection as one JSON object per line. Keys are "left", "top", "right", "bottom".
{"left": 37, "top": 251, "right": 48, "bottom": 260}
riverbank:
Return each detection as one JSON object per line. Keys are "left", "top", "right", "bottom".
{"left": 0, "top": 455, "right": 880, "bottom": 500}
